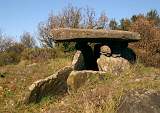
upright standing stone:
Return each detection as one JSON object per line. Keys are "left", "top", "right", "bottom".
{"left": 97, "top": 45, "right": 130, "bottom": 75}
{"left": 97, "top": 55, "right": 130, "bottom": 75}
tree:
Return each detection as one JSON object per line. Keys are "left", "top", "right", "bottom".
{"left": 96, "top": 11, "right": 108, "bottom": 29}
{"left": 20, "top": 32, "right": 36, "bottom": 48}
{"left": 61, "top": 4, "right": 82, "bottom": 28}
{"left": 120, "top": 18, "right": 131, "bottom": 31}
{"left": 38, "top": 22, "right": 54, "bottom": 48}
{"left": 38, "top": 5, "right": 108, "bottom": 48}
{"left": 109, "top": 19, "right": 118, "bottom": 30}
{"left": 38, "top": 4, "right": 82, "bottom": 48}
{"left": 0, "top": 31, "right": 14, "bottom": 52}
{"left": 84, "top": 7, "right": 96, "bottom": 29}
{"left": 146, "top": 9, "right": 160, "bottom": 26}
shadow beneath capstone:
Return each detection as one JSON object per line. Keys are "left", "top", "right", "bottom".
{"left": 75, "top": 42, "right": 99, "bottom": 71}
{"left": 121, "top": 47, "right": 136, "bottom": 64}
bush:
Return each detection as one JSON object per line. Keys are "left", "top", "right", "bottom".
{"left": 0, "top": 44, "right": 25, "bottom": 66}
{"left": 21, "top": 48, "right": 58, "bottom": 62}
{"left": 130, "top": 17, "right": 160, "bottom": 67}
{"left": 0, "top": 52, "right": 19, "bottom": 66}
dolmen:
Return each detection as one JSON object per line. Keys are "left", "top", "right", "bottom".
{"left": 51, "top": 28, "right": 141, "bottom": 73}
{"left": 25, "top": 28, "right": 141, "bottom": 103}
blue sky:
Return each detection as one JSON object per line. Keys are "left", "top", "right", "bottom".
{"left": 0, "top": 0, "right": 160, "bottom": 40}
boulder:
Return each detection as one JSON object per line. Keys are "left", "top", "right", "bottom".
{"left": 117, "top": 89, "right": 160, "bottom": 113}
{"left": 97, "top": 55, "right": 130, "bottom": 75}
{"left": 67, "top": 70, "right": 107, "bottom": 92}
{"left": 25, "top": 66, "right": 73, "bottom": 104}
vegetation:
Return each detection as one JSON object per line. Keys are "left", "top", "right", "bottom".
{"left": 0, "top": 6, "right": 159, "bottom": 67}
{"left": 109, "top": 9, "right": 160, "bottom": 67}
{"left": 0, "top": 57, "right": 72, "bottom": 113}
{"left": 20, "top": 32, "right": 36, "bottom": 48}
{"left": 0, "top": 61, "right": 159, "bottom": 113}
{"left": 38, "top": 4, "right": 108, "bottom": 48}
{"left": 0, "top": 4, "right": 160, "bottom": 113}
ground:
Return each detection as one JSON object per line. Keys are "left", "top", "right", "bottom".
{"left": 0, "top": 57, "right": 71, "bottom": 113}
{"left": 0, "top": 57, "right": 160, "bottom": 113}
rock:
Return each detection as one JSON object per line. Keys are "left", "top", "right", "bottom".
{"left": 100, "top": 45, "right": 111, "bottom": 55}
{"left": 67, "top": 70, "right": 107, "bottom": 92}
{"left": 97, "top": 55, "right": 130, "bottom": 75}
{"left": 25, "top": 66, "right": 73, "bottom": 104}
{"left": 117, "top": 89, "right": 160, "bottom": 113}
{"left": 51, "top": 28, "right": 141, "bottom": 42}
{"left": 72, "top": 50, "right": 85, "bottom": 70}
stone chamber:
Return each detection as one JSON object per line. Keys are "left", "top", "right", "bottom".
{"left": 25, "top": 28, "right": 141, "bottom": 103}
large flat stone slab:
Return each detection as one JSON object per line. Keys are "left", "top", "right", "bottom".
{"left": 24, "top": 66, "right": 73, "bottom": 104}
{"left": 50, "top": 28, "right": 141, "bottom": 42}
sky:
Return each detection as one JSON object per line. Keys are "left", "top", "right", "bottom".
{"left": 0, "top": 0, "right": 160, "bottom": 40}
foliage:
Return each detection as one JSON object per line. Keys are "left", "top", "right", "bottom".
{"left": 0, "top": 32, "right": 15, "bottom": 52}
{"left": 21, "top": 47, "right": 74, "bottom": 63}
{"left": 108, "top": 9, "right": 160, "bottom": 67}
{"left": 146, "top": 9, "right": 160, "bottom": 26}
{"left": 0, "top": 43, "right": 25, "bottom": 66}
{"left": 109, "top": 19, "right": 118, "bottom": 30}
{"left": 119, "top": 18, "right": 131, "bottom": 31}
{"left": 129, "top": 16, "right": 160, "bottom": 67}
{"left": 21, "top": 48, "right": 58, "bottom": 62}
{"left": 38, "top": 4, "right": 108, "bottom": 49}
{"left": 20, "top": 32, "right": 36, "bottom": 48}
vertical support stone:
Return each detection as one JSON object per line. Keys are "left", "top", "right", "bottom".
{"left": 72, "top": 50, "right": 85, "bottom": 70}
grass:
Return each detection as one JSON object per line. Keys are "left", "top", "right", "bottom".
{"left": 0, "top": 56, "right": 160, "bottom": 113}
{"left": 0, "top": 57, "right": 72, "bottom": 113}
{"left": 44, "top": 63, "right": 160, "bottom": 113}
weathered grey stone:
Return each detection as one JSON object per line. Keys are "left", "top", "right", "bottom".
{"left": 72, "top": 50, "right": 85, "bottom": 70}
{"left": 50, "top": 28, "right": 141, "bottom": 42}
{"left": 67, "top": 70, "right": 107, "bottom": 92}
{"left": 97, "top": 55, "right": 130, "bottom": 75}
{"left": 25, "top": 66, "right": 73, "bottom": 104}
{"left": 117, "top": 89, "right": 160, "bottom": 113}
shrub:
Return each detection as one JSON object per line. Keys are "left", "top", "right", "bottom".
{"left": 0, "top": 52, "right": 18, "bottom": 66}
{"left": 130, "top": 17, "right": 160, "bottom": 67}
{"left": 0, "top": 43, "right": 25, "bottom": 66}
{"left": 21, "top": 48, "right": 58, "bottom": 62}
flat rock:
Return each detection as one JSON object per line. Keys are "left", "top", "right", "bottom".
{"left": 24, "top": 66, "right": 73, "bottom": 104}
{"left": 50, "top": 28, "right": 141, "bottom": 42}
